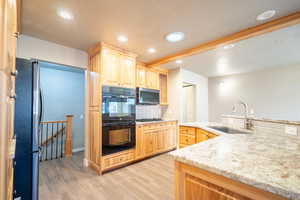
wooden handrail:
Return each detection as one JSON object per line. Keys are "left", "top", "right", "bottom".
{"left": 65, "top": 115, "right": 74, "bottom": 157}
{"left": 41, "top": 120, "right": 67, "bottom": 124}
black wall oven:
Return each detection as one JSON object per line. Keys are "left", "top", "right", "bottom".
{"left": 102, "top": 86, "right": 136, "bottom": 155}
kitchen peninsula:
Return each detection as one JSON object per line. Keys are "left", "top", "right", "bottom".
{"left": 170, "top": 123, "right": 300, "bottom": 200}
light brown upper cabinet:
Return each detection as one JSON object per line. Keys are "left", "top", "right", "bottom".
{"left": 101, "top": 48, "right": 120, "bottom": 87}
{"left": 159, "top": 74, "right": 168, "bottom": 105}
{"left": 120, "top": 55, "right": 136, "bottom": 88}
{"left": 136, "top": 64, "right": 147, "bottom": 88}
{"left": 146, "top": 70, "right": 159, "bottom": 90}
{"left": 93, "top": 43, "right": 137, "bottom": 88}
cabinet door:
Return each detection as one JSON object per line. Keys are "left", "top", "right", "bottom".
{"left": 136, "top": 65, "right": 146, "bottom": 88}
{"left": 135, "top": 125, "right": 144, "bottom": 159}
{"left": 101, "top": 49, "right": 120, "bottom": 86}
{"left": 143, "top": 131, "right": 156, "bottom": 156}
{"left": 156, "top": 130, "right": 165, "bottom": 152}
{"left": 166, "top": 125, "right": 176, "bottom": 149}
{"left": 159, "top": 74, "right": 168, "bottom": 105}
{"left": 89, "top": 110, "right": 101, "bottom": 166}
{"left": 196, "top": 130, "right": 209, "bottom": 143}
{"left": 120, "top": 55, "right": 135, "bottom": 88}
{"left": 89, "top": 71, "right": 101, "bottom": 107}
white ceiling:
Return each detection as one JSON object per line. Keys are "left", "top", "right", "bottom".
{"left": 21, "top": 0, "right": 300, "bottom": 63}
{"left": 160, "top": 24, "right": 300, "bottom": 77}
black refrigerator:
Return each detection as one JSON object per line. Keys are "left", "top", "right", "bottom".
{"left": 14, "top": 58, "right": 41, "bottom": 200}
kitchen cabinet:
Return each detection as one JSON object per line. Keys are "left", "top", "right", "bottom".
{"left": 0, "top": 0, "right": 19, "bottom": 199}
{"left": 99, "top": 44, "right": 137, "bottom": 88}
{"left": 146, "top": 70, "right": 159, "bottom": 90}
{"left": 101, "top": 48, "right": 121, "bottom": 87}
{"left": 159, "top": 74, "right": 168, "bottom": 105}
{"left": 120, "top": 55, "right": 136, "bottom": 88}
{"left": 136, "top": 64, "right": 147, "bottom": 88}
{"left": 179, "top": 126, "right": 218, "bottom": 148}
{"left": 143, "top": 130, "right": 156, "bottom": 156}
{"left": 102, "top": 149, "right": 134, "bottom": 171}
{"left": 136, "top": 121, "right": 177, "bottom": 159}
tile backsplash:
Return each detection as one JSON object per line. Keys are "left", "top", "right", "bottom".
{"left": 136, "top": 105, "right": 162, "bottom": 119}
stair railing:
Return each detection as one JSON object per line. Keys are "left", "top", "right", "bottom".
{"left": 39, "top": 115, "right": 73, "bottom": 161}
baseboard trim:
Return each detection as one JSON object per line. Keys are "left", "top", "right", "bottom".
{"left": 72, "top": 147, "right": 84, "bottom": 153}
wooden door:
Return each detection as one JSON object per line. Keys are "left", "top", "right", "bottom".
{"left": 156, "top": 129, "right": 165, "bottom": 152}
{"left": 135, "top": 125, "right": 144, "bottom": 159}
{"left": 120, "top": 55, "right": 135, "bottom": 88}
{"left": 101, "top": 48, "right": 120, "bottom": 87}
{"left": 136, "top": 64, "right": 146, "bottom": 88}
{"left": 143, "top": 130, "right": 156, "bottom": 156}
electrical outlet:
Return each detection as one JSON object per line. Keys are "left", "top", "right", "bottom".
{"left": 285, "top": 125, "right": 298, "bottom": 136}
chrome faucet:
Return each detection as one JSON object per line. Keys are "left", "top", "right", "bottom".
{"left": 232, "top": 100, "right": 252, "bottom": 130}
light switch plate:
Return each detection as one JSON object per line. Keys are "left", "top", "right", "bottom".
{"left": 285, "top": 125, "right": 298, "bottom": 136}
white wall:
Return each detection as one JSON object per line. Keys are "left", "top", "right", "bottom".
{"left": 208, "top": 65, "right": 300, "bottom": 122}
{"left": 181, "top": 69, "right": 209, "bottom": 122}
{"left": 17, "top": 35, "right": 88, "bottom": 68}
{"left": 162, "top": 68, "right": 209, "bottom": 123}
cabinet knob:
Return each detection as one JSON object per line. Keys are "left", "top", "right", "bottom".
{"left": 11, "top": 70, "right": 18, "bottom": 76}
{"left": 13, "top": 32, "right": 20, "bottom": 38}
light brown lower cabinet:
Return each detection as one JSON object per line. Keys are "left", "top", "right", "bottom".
{"left": 102, "top": 121, "right": 177, "bottom": 172}
{"left": 175, "top": 161, "right": 288, "bottom": 200}
{"left": 180, "top": 126, "right": 218, "bottom": 148}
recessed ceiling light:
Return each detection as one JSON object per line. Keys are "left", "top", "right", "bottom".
{"left": 165, "top": 32, "right": 185, "bottom": 43}
{"left": 176, "top": 60, "right": 183, "bottom": 64}
{"left": 57, "top": 9, "right": 74, "bottom": 20}
{"left": 117, "top": 35, "right": 128, "bottom": 43}
{"left": 223, "top": 44, "right": 235, "bottom": 50}
{"left": 148, "top": 48, "right": 156, "bottom": 53}
{"left": 256, "top": 10, "right": 276, "bottom": 21}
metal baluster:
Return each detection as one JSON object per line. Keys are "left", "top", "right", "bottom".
{"left": 51, "top": 123, "right": 54, "bottom": 160}
{"left": 40, "top": 123, "right": 43, "bottom": 162}
{"left": 45, "top": 123, "right": 48, "bottom": 161}
{"left": 61, "top": 123, "right": 64, "bottom": 158}
{"left": 56, "top": 123, "right": 59, "bottom": 159}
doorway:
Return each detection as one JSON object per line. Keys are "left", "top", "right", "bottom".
{"left": 182, "top": 82, "right": 196, "bottom": 123}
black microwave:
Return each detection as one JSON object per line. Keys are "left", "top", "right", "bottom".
{"left": 136, "top": 87, "right": 160, "bottom": 105}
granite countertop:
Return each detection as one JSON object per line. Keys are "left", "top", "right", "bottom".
{"left": 135, "top": 119, "right": 177, "bottom": 125}
{"left": 170, "top": 122, "right": 300, "bottom": 200}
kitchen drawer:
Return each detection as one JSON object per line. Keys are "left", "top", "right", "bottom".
{"left": 180, "top": 134, "right": 195, "bottom": 145}
{"left": 208, "top": 133, "right": 218, "bottom": 138}
{"left": 180, "top": 126, "right": 196, "bottom": 136}
{"left": 102, "top": 150, "right": 134, "bottom": 170}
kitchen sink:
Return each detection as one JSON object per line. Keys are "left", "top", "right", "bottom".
{"left": 208, "top": 126, "right": 250, "bottom": 134}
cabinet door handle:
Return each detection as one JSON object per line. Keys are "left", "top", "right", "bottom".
{"left": 11, "top": 70, "right": 18, "bottom": 76}
{"left": 13, "top": 32, "right": 20, "bottom": 38}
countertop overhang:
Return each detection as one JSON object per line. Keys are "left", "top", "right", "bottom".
{"left": 170, "top": 122, "right": 300, "bottom": 200}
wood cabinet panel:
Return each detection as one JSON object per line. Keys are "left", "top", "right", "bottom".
{"left": 159, "top": 74, "right": 168, "bottom": 105}
{"left": 135, "top": 125, "right": 144, "bottom": 159}
{"left": 180, "top": 127, "right": 196, "bottom": 136}
{"left": 136, "top": 64, "right": 147, "bottom": 88}
{"left": 146, "top": 70, "right": 159, "bottom": 90}
{"left": 143, "top": 130, "right": 156, "bottom": 156}
{"left": 120, "top": 55, "right": 135, "bottom": 88}
{"left": 88, "top": 71, "right": 101, "bottom": 107}
{"left": 88, "top": 110, "right": 101, "bottom": 167}
{"left": 180, "top": 134, "right": 196, "bottom": 145}
{"left": 156, "top": 130, "right": 165, "bottom": 152}
{"left": 101, "top": 48, "right": 120, "bottom": 86}
{"left": 196, "top": 129, "right": 209, "bottom": 143}
{"left": 102, "top": 150, "right": 134, "bottom": 171}
{"left": 175, "top": 161, "right": 287, "bottom": 200}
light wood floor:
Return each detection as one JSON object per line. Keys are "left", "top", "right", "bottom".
{"left": 39, "top": 152, "right": 175, "bottom": 200}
